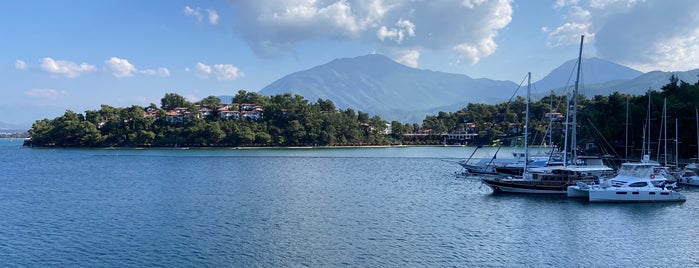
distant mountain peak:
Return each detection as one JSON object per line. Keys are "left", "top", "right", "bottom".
{"left": 260, "top": 54, "right": 514, "bottom": 122}
{"left": 258, "top": 54, "right": 689, "bottom": 122}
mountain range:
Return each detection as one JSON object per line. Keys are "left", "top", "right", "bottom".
{"left": 260, "top": 54, "right": 699, "bottom": 122}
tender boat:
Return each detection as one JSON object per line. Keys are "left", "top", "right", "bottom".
{"left": 676, "top": 167, "right": 699, "bottom": 187}
{"left": 584, "top": 159, "right": 685, "bottom": 203}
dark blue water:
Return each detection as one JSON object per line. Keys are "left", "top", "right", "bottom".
{"left": 1, "top": 139, "right": 698, "bottom": 267}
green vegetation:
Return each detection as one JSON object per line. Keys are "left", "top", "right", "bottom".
{"left": 26, "top": 91, "right": 404, "bottom": 147}
{"left": 25, "top": 76, "right": 699, "bottom": 160}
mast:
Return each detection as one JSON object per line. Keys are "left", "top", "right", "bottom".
{"left": 676, "top": 118, "right": 679, "bottom": 167}
{"left": 696, "top": 108, "right": 699, "bottom": 162}
{"left": 563, "top": 91, "right": 570, "bottom": 166}
{"left": 572, "top": 35, "right": 584, "bottom": 163}
{"left": 549, "top": 91, "right": 554, "bottom": 148}
{"left": 659, "top": 98, "right": 667, "bottom": 164}
{"left": 625, "top": 97, "right": 629, "bottom": 161}
{"left": 645, "top": 91, "right": 652, "bottom": 159}
{"left": 524, "top": 72, "right": 531, "bottom": 178}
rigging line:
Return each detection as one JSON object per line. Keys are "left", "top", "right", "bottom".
{"left": 585, "top": 117, "right": 622, "bottom": 169}
{"left": 506, "top": 73, "right": 531, "bottom": 104}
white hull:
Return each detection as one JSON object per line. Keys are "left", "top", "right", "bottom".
{"left": 677, "top": 176, "right": 699, "bottom": 187}
{"left": 566, "top": 185, "right": 589, "bottom": 198}
{"left": 588, "top": 188, "right": 685, "bottom": 203}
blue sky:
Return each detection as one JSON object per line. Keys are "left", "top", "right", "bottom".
{"left": 3, "top": 0, "right": 699, "bottom": 126}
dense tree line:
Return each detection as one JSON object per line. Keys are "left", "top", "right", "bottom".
{"left": 26, "top": 76, "right": 699, "bottom": 161}
{"left": 429, "top": 75, "right": 699, "bottom": 161}
{"left": 26, "top": 91, "right": 404, "bottom": 147}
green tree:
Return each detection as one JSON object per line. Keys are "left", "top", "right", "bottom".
{"left": 161, "top": 93, "right": 189, "bottom": 110}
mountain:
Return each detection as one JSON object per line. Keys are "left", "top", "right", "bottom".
{"left": 533, "top": 57, "right": 643, "bottom": 93}
{"left": 581, "top": 69, "right": 699, "bottom": 96}
{"left": 258, "top": 54, "right": 696, "bottom": 122}
{"left": 260, "top": 54, "right": 517, "bottom": 122}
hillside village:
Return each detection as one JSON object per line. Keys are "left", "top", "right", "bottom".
{"left": 155, "top": 103, "right": 265, "bottom": 124}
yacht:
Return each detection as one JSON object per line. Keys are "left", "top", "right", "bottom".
{"left": 676, "top": 164, "right": 699, "bottom": 186}
{"left": 580, "top": 159, "right": 686, "bottom": 203}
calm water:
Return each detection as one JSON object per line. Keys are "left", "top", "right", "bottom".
{"left": 1, "top": 139, "right": 698, "bottom": 267}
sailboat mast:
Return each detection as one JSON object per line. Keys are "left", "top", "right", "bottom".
{"left": 625, "top": 97, "right": 629, "bottom": 161}
{"left": 660, "top": 98, "right": 667, "bottom": 164}
{"left": 549, "top": 91, "right": 554, "bottom": 148}
{"left": 646, "top": 91, "right": 652, "bottom": 159}
{"left": 524, "top": 72, "right": 531, "bottom": 176}
{"left": 572, "top": 35, "right": 584, "bottom": 163}
{"left": 676, "top": 118, "right": 679, "bottom": 167}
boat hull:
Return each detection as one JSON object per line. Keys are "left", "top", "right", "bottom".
{"left": 482, "top": 178, "right": 568, "bottom": 194}
{"left": 566, "top": 185, "right": 589, "bottom": 198}
{"left": 588, "top": 188, "right": 686, "bottom": 203}
{"left": 677, "top": 177, "right": 699, "bottom": 187}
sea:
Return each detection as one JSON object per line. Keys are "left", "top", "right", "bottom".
{"left": 1, "top": 138, "right": 698, "bottom": 267}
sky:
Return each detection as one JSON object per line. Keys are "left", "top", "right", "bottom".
{"left": 3, "top": 0, "right": 699, "bottom": 126}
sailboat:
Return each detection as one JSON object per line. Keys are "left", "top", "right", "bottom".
{"left": 678, "top": 109, "right": 699, "bottom": 186}
{"left": 482, "top": 35, "right": 613, "bottom": 194}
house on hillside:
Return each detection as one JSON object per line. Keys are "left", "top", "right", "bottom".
{"left": 165, "top": 107, "right": 194, "bottom": 123}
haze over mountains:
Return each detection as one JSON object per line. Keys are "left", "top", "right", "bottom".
{"left": 260, "top": 54, "right": 699, "bottom": 122}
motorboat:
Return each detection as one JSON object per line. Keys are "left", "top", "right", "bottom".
{"left": 676, "top": 167, "right": 699, "bottom": 186}
{"left": 583, "top": 159, "right": 685, "bottom": 203}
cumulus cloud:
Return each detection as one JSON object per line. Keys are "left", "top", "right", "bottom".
{"left": 377, "top": 19, "right": 415, "bottom": 44}
{"left": 548, "top": 0, "right": 699, "bottom": 72}
{"left": 195, "top": 62, "right": 212, "bottom": 78}
{"left": 40, "top": 57, "right": 96, "bottom": 78}
{"left": 184, "top": 5, "right": 218, "bottom": 25}
{"left": 24, "top": 88, "right": 65, "bottom": 99}
{"left": 105, "top": 57, "right": 169, "bottom": 78}
{"left": 546, "top": 6, "right": 593, "bottom": 47}
{"left": 213, "top": 64, "right": 241, "bottom": 80}
{"left": 394, "top": 50, "right": 420, "bottom": 68}
{"left": 105, "top": 57, "right": 137, "bottom": 77}
{"left": 15, "top": 59, "right": 28, "bottom": 70}
{"left": 193, "top": 62, "right": 242, "bottom": 80}
{"left": 229, "top": 0, "right": 513, "bottom": 65}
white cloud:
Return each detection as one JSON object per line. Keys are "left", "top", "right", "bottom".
{"left": 207, "top": 9, "right": 219, "bottom": 25}
{"left": 195, "top": 62, "right": 212, "bottom": 78}
{"left": 377, "top": 19, "right": 415, "bottom": 44}
{"left": 139, "top": 67, "right": 170, "bottom": 77}
{"left": 554, "top": 0, "right": 580, "bottom": 8}
{"left": 15, "top": 59, "right": 28, "bottom": 70}
{"left": 230, "top": 0, "right": 513, "bottom": 64}
{"left": 40, "top": 57, "right": 96, "bottom": 78}
{"left": 105, "top": 57, "right": 170, "bottom": 78}
{"left": 394, "top": 50, "right": 420, "bottom": 68}
{"left": 185, "top": 6, "right": 218, "bottom": 25}
{"left": 193, "top": 62, "right": 242, "bottom": 80}
{"left": 105, "top": 57, "right": 137, "bottom": 77}
{"left": 184, "top": 6, "right": 202, "bottom": 21}
{"left": 213, "top": 64, "right": 242, "bottom": 80}
{"left": 24, "top": 88, "right": 65, "bottom": 99}
{"left": 547, "top": 0, "right": 699, "bottom": 72}
{"left": 546, "top": 6, "right": 593, "bottom": 47}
